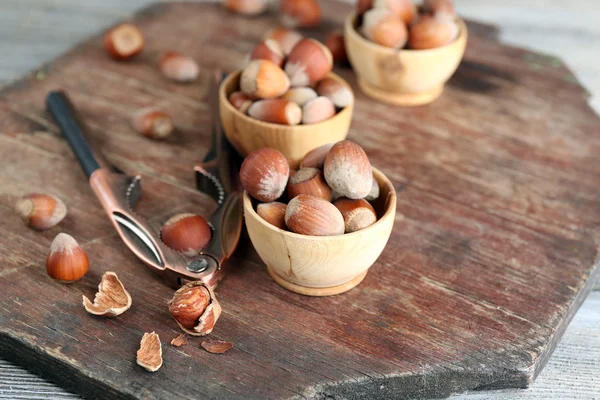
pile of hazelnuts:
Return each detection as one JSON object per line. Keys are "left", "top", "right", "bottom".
{"left": 358, "top": 0, "right": 458, "bottom": 49}
{"left": 241, "top": 141, "right": 380, "bottom": 236}
{"left": 228, "top": 29, "right": 353, "bottom": 126}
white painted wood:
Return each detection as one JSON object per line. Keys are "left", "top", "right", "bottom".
{"left": 0, "top": 1, "right": 598, "bottom": 399}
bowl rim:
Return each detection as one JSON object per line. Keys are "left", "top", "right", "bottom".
{"left": 220, "top": 70, "right": 354, "bottom": 130}
{"left": 344, "top": 11, "right": 468, "bottom": 55}
{"left": 243, "top": 166, "right": 397, "bottom": 241}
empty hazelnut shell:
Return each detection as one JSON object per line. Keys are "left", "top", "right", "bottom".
{"left": 137, "top": 332, "right": 162, "bottom": 372}
{"left": 82, "top": 271, "right": 132, "bottom": 317}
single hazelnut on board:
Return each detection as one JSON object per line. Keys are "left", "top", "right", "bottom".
{"left": 202, "top": 340, "right": 234, "bottom": 354}
{"left": 225, "top": 0, "right": 270, "bottom": 15}
{"left": 285, "top": 39, "right": 333, "bottom": 87}
{"left": 423, "top": 0, "right": 456, "bottom": 16}
{"left": 131, "top": 108, "right": 174, "bottom": 140}
{"left": 325, "top": 31, "right": 348, "bottom": 64}
{"left": 282, "top": 87, "right": 318, "bottom": 106}
{"left": 333, "top": 198, "right": 377, "bottom": 233}
{"left": 285, "top": 194, "right": 344, "bottom": 236}
{"left": 137, "top": 332, "right": 162, "bottom": 372}
{"left": 103, "top": 23, "right": 144, "bottom": 60}
{"left": 240, "top": 148, "right": 290, "bottom": 202}
{"left": 280, "top": 0, "right": 321, "bottom": 28}
{"left": 250, "top": 40, "right": 285, "bottom": 67}
{"left": 356, "top": 0, "right": 374, "bottom": 15}
{"left": 287, "top": 168, "right": 332, "bottom": 201}
{"left": 408, "top": 15, "right": 459, "bottom": 50}
{"left": 373, "top": 0, "right": 416, "bottom": 25}
{"left": 82, "top": 271, "right": 132, "bottom": 317}
{"left": 316, "top": 78, "right": 353, "bottom": 108}
{"left": 256, "top": 202, "right": 288, "bottom": 230}
{"left": 159, "top": 51, "right": 200, "bottom": 82}
{"left": 362, "top": 8, "right": 408, "bottom": 49}
{"left": 46, "top": 233, "right": 89, "bottom": 283}
{"left": 241, "top": 60, "right": 291, "bottom": 99}
{"left": 229, "top": 91, "right": 254, "bottom": 113}
{"left": 302, "top": 96, "right": 335, "bottom": 125}
{"left": 168, "top": 281, "right": 222, "bottom": 336}
{"left": 324, "top": 140, "right": 373, "bottom": 199}
{"left": 263, "top": 27, "right": 303, "bottom": 55}
{"left": 160, "top": 213, "right": 212, "bottom": 257}
{"left": 299, "top": 143, "right": 334, "bottom": 169}
{"left": 247, "top": 99, "right": 302, "bottom": 125}
{"left": 15, "top": 193, "right": 67, "bottom": 230}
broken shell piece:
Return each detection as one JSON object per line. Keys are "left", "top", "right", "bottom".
{"left": 82, "top": 271, "right": 132, "bottom": 317}
{"left": 171, "top": 334, "right": 188, "bottom": 347}
{"left": 137, "top": 332, "right": 163, "bottom": 372}
{"left": 201, "top": 340, "right": 234, "bottom": 354}
{"left": 168, "top": 281, "right": 222, "bottom": 336}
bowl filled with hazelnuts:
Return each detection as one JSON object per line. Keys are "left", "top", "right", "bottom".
{"left": 220, "top": 32, "right": 354, "bottom": 169}
{"left": 240, "top": 141, "right": 397, "bottom": 296}
{"left": 344, "top": 0, "right": 467, "bottom": 106}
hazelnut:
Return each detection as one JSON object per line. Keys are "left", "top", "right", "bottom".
{"left": 241, "top": 60, "right": 291, "bottom": 99}
{"left": 362, "top": 9, "right": 408, "bottom": 49}
{"left": 302, "top": 96, "right": 335, "bottom": 125}
{"left": 263, "top": 27, "right": 303, "bottom": 55}
{"left": 15, "top": 193, "right": 66, "bottom": 230}
{"left": 282, "top": 87, "right": 318, "bottom": 106}
{"left": 333, "top": 198, "right": 377, "bottom": 233}
{"left": 82, "top": 271, "right": 132, "bottom": 317}
{"left": 131, "top": 107, "right": 174, "bottom": 140}
{"left": 300, "top": 143, "right": 334, "bottom": 169}
{"left": 365, "top": 175, "right": 380, "bottom": 201}
{"left": 316, "top": 78, "right": 354, "bottom": 108}
{"left": 103, "top": 23, "right": 144, "bottom": 60}
{"left": 160, "top": 213, "right": 212, "bottom": 257}
{"left": 247, "top": 99, "right": 302, "bottom": 125}
{"left": 250, "top": 40, "right": 285, "bottom": 67}
{"left": 256, "top": 202, "right": 287, "bottom": 230}
{"left": 423, "top": 0, "right": 456, "bottom": 16}
{"left": 159, "top": 51, "right": 200, "bottom": 82}
{"left": 229, "top": 91, "right": 254, "bottom": 113}
{"left": 357, "top": 0, "right": 374, "bottom": 15}
{"left": 225, "top": 0, "right": 270, "bottom": 15}
{"left": 373, "top": 0, "right": 416, "bottom": 25}
{"left": 285, "top": 194, "right": 344, "bottom": 236}
{"left": 46, "top": 233, "right": 89, "bottom": 283}
{"left": 280, "top": 0, "right": 321, "bottom": 28}
{"left": 136, "top": 332, "right": 162, "bottom": 372}
{"left": 324, "top": 140, "right": 373, "bottom": 199}
{"left": 325, "top": 31, "right": 348, "bottom": 64}
{"left": 285, "top": 39, "right": 333, "bottom": 87}
{"left": 287, "top": 168, "right": 332, "bottom": 201}
{"left": 240, "top": 148, "right": 290, "bottom": 202}
{"left": 408, "top": 15, "right": 459, "bottom": 50}
{"left": 168, "top": 281, "right": 221, "bottom": 336}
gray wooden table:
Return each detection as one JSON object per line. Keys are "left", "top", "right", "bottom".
{"left": 0, "top": 1, "right": 598, "bottom": 399}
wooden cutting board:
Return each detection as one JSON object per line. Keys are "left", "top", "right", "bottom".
{"left": 1, "top": 2, "right": 599, "bottom": 399}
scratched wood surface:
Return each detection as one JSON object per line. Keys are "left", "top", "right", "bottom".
{"left": 0, "top": 2, "right": 599, "bottom": 399}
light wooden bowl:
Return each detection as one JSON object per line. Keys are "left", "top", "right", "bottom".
{"left": 243, "top": 167, "right": 397, "bottom": 296}
{"left": 220, "top": 71, "right": 354, "bottom": 169}
{"left": 344, "top": 12, "right": 468, "bottom": 106}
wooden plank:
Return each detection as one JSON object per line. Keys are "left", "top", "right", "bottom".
{"left": 0, "top": 2, "right": 599, "bottom": 399}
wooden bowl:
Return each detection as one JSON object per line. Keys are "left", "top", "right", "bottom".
{"left": 243, "top": 167, "right": 397, "bottom": 296}
{"left": 344, "top": 12, "right": 468, "bottom": 106}
{"left": 220, "top": 71, "right": 354, "bottom": 169}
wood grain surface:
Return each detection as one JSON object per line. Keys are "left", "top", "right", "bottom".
{"left": 0, "top": 1, "right": 599, "bottom": 399}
